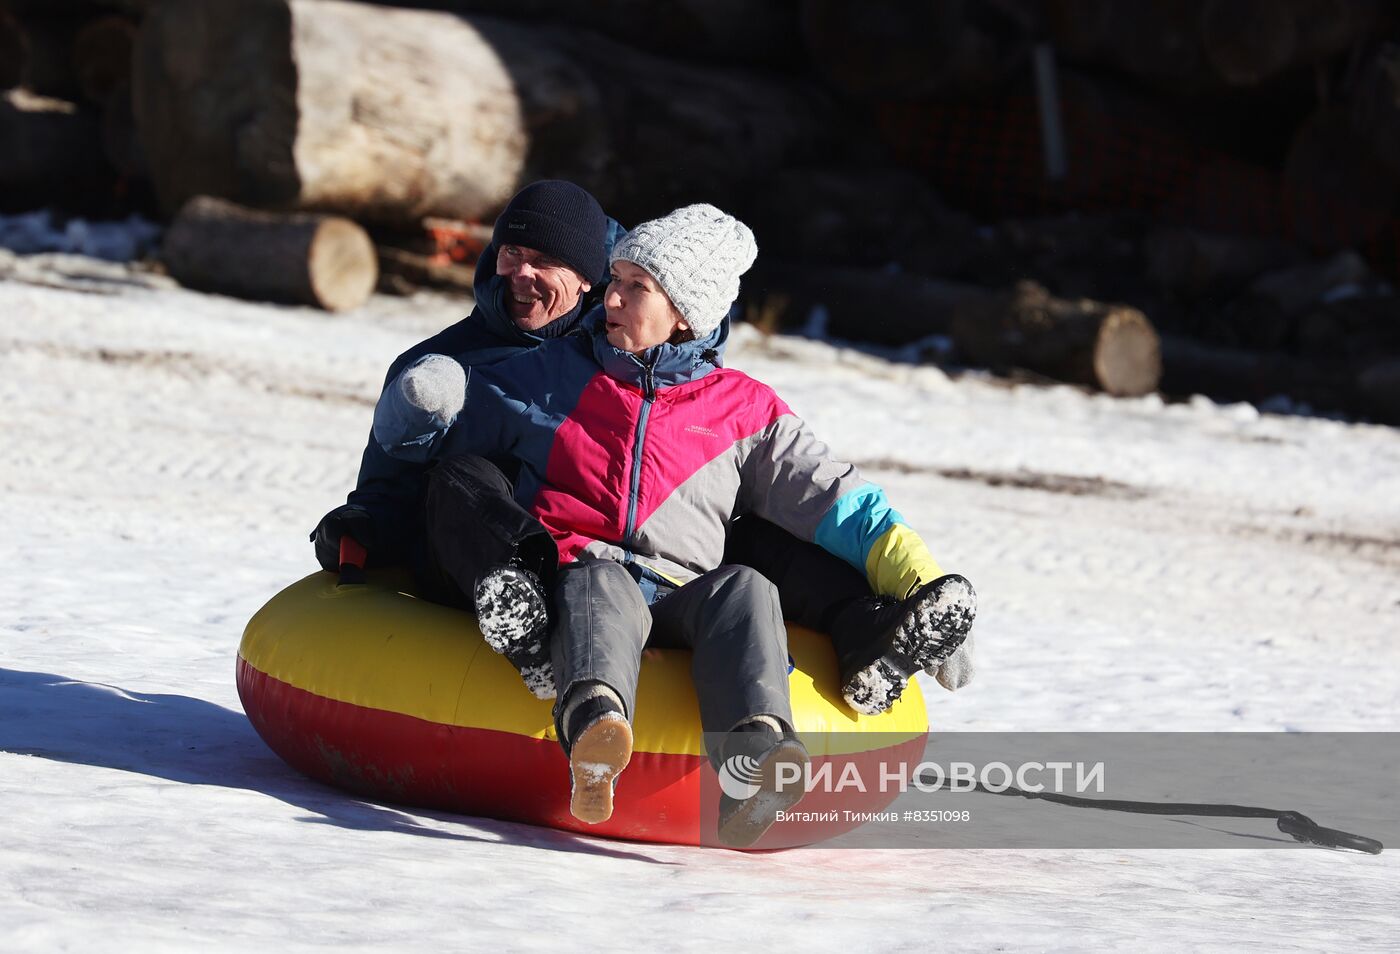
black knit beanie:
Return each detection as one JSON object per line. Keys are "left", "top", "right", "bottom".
{"left": 491, "top": 180, "right": 608, "bottom": 285}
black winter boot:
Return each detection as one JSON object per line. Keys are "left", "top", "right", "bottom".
{"left": 474, "top": 564, "right": 554, "bottom": 699}
{"left": 715, "top": 718, "right": 810, "bottom": 849}
{"left": 835, "top": 574, "right": 976, "bottom": 716}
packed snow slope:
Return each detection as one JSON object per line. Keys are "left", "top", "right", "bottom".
{"left": 2, "top": 254, "right": 1397, "bottom": 952}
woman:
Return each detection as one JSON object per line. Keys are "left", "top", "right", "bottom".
{"left": 374, "top": 205, "right": 974, "bottom": 846}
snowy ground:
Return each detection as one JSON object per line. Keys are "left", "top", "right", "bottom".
{"left": 2, "top": 252, "right": 1397, "bottom": 951}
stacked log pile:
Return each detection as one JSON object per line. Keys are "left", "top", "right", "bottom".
{"left": 0, "top": 0, "right": 1398, "bottom": 420}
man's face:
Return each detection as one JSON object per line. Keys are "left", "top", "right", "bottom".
{"left": 496, "top": 244, "right": 592, "bottom": 331}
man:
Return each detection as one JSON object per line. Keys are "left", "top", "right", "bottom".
{"left": 311, "top": 179, "right": 610, "bottom": 575}
{"left": 312, "top": 179, "right": 975, "bottom": 712}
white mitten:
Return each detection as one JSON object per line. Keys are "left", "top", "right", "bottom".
{"left": 400, "top": 354, "right": 466, "bottom": 422}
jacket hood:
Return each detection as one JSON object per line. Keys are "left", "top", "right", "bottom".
{"left": 583, "top": 304, "right": 729, "bottom": 389}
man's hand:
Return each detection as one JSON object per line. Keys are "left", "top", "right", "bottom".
{"left": 310, "top": 504, "right": 376, "bottom": 573}
{"left": 400, "top": 354, "right": 466, "bottom": 423}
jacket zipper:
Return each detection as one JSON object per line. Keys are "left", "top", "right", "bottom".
{"left": 622, "top": 363, "right": 655, "bottom": 557}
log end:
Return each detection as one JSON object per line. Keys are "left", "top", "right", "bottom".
{"left": 308, "top": 217, "right": 377, "bottom": 312}
{"left": 1093, "top": 307, "right": 1162, "bottom": 397}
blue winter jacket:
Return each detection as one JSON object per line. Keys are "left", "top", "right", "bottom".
{"left": 326, "top": 243, "right": 596, "bottom": 565}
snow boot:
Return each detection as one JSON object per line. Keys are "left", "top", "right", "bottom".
{"left": 715, "top": 717, "right": 810, "bottom": 849}
{"left": 561, "top": 685, "right": 632, "bottom": 825}
{"left": 837, "top": 574, "right": 976, "bottom": 716}
{"left": 474, "top": 563, "right": 554, "bottom": 699}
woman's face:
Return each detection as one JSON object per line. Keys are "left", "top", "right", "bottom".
{"left": 603, "top": 260, "right": 689, "bottom": 355}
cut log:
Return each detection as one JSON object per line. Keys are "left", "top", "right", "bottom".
{"left": 951, "top": 280, "right": 1162, "bottom": 396}
{"left": 370, "top": 0, "right": 804, "bottom": 68}
{"left": 1145, "top": 228, "right": 1306, "bottom": 299}
{"left": 1049, "top": 0, "right": 1388, "bottom": 91}
{"left": 1043, "top": 0, "right": 1217, "bottom": 93}
{"left": 800, "top": 0, "right": 1034, "bottom": 99}
{"left": 12, "top": 14, "right": 83, "bottom": 99}
{"left": 73, "top": 14, "right": 136, "bottom": 105}
{"left": 1200, "top": 0, "right": 1298, "bottom": 86}
{"left": 372, "top": 217, "right": 491, "bottom": 295}
{"left": 135, "top": 0, "right": 586, "bottom": 223}
{"left": 749, "top": 263, "right": 992, "bottom": 345}
{"left": 1159, "top": 335, "right": 1335, "bottom": 402}
{"left": 1351, "top": 44, "right": 1400, "bottom": 178}
{"left": 1248, "top": 251, "right": 1372, "bottom": 317}
{"left": 376, "top": 247, "right": 478, "bottom": 297}
{"left": 162, "top": 196, "right": 378, "bottom": 311}
{"left": 5, "top": 1, "right": 154, "bottom": 13}
{"left": 133, "top": 0, "right": 836, "bottom": 228}
{"left": 1283, "top": 107, "right": 1397, "bottom": 247}
{"left": 744, "top": 166, "right": 962, "bottom": 268}
{"left": 0, "top": 88, "right": 108, "bottom": 210}
{"left": 1357, "top": 359, "right": 1400, "bottom": 421}
{"left": 1158, "top": 333, "right": 1384, "bottom": 418}
{"left": 0, "top": 10, "right": 26, "bottom": 91}
{"left": 552, "top": 30, "right": 836, "bottom": 224}
{"left": 100, "top": 78, "right": 144, "bottom": 178}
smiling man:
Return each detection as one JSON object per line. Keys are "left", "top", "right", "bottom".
{"left": 310, "top": 180, "right": 610, "bottom": 590}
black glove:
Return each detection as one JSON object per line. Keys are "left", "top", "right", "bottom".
{"left": 310, "top": 504, "right": 377, "bottom": 573}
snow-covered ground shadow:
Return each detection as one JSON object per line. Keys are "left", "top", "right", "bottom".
{"left": 0, "top": 668, "right": 670, "bottom": 864}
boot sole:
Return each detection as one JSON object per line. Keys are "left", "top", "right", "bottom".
{"left": 717, "top": 740, "right": 810, "bottom": 849}
{"left": 842, "top": 575, "right": 976, "bottom": 716}
{"left": 474, "top": 568, "right": 554, "bottom": 697}
{"left": 569, "top": 714, "right": 633, "bottom": 825}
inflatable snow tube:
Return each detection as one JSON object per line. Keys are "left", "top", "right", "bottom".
{"left": 237, "top": 571, "right": 929, "bottom": 848}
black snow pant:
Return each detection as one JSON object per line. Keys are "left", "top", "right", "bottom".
{"left": 412, "top": 455, "right": 559, "bottom": 610}
{"left": 550, "top": 560, "right": 793, "bottom": 764}
{"left": 723, "top": 515, "right": 878, "bottom": 675}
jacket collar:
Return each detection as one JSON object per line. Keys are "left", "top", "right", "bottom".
{"left": 584, "top": 305, "right": 728, "bottom": 390}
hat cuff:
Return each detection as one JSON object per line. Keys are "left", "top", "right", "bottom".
{"left": 494, "top": 208, "right": 605, "bottom": 284}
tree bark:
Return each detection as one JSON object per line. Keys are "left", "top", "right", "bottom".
{"left": 951, "top": 280, "right": 1162, "bottom": 396}
{"left": 162, "top": 196, "right": 378, "bottom": 312}
{"left": 133, "top": 0, "right": 837, "bottom": 227}
{"left": 1159, "top": 333, "right": 1398, "bottom": 421}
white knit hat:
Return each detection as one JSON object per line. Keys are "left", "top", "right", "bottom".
{"left": 609, "top": 204, "right": 758, "bottom": 337}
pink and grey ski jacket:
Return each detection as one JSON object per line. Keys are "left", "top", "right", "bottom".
{"left": 374, "top": 310, "right": 942, "bottom": 599}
